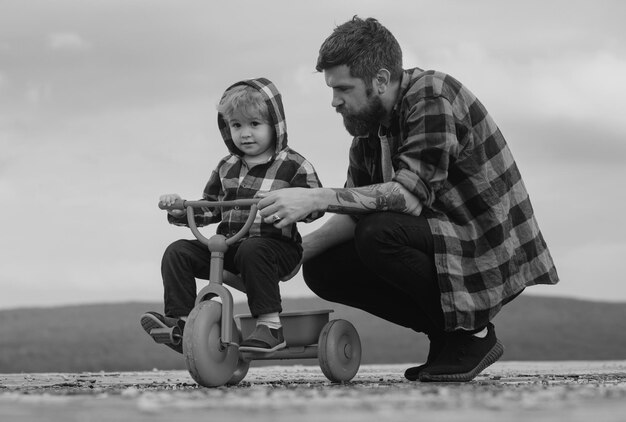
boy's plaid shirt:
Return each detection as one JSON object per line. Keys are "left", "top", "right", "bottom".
{"left": 187, "top": 149, "right": 323, "bottom": 243}
{"left": 346, "top": 68, "right": 559, "bottom": 331}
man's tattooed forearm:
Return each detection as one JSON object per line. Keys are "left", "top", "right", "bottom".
{"left": 327, "top": 184, "right": 409, "bottom": 214}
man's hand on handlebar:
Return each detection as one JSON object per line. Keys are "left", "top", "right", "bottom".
{"left": 256, "top": 188, "right": 319, "bottom": 229}
{"left": 159, "top": 193, "right": 185, "bottom": 217}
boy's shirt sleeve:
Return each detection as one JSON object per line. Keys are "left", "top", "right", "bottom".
{"left": 290, "top": 158, "right": 324, "bottom": 223}
{"left": 167, "top": 165, "right": 224, "bottom": 227}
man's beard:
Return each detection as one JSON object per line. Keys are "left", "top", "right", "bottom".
{"left": 338, "top": 92, "right": 386, "bottom": 137}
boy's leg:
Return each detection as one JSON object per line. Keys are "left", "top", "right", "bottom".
{"left": 142, "top": 239, "right": 212, "bottom": 354}
{"left": 161, "top": 239, "right": 212, "bottom": 318}
{"left": 233, "top": 237, "right": 301, "bottom": 352}
{"left": 232, "top": 237, "right": 301, "bottom": 317}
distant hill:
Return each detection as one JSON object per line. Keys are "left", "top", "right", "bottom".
{"left": 0, "top": 294, "right": 624, "bottom": 374}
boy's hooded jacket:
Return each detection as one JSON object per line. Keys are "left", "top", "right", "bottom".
{"left": 169, "top": 78, "right": 323, "bottom": 244}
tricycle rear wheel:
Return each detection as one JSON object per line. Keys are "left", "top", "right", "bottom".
{"left": 318, "top": 319, "right": 361, "bottom": 383}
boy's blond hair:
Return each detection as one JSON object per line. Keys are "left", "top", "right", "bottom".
{"left": 218, "top": 85, "right": 270, "bottom": 123}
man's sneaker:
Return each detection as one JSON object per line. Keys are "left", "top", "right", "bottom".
{"left": 419, "top": 323, "right": 504, "bottom": 382}
{"left": 239, "top": 324, "right": 286, "bottom": 353}
{"left": 140, "top": 311, "right": 185, "bottom": 354}
{"left": 404, "top": 334, "right": 445, "bottom": 381}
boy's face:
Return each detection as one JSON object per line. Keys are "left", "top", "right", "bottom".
{"left": 228, "top": 110, "right": 275, "bottom": 162}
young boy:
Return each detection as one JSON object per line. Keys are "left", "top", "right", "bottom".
{"left": 141, "top": 78, "right": 323, "bottom": 353}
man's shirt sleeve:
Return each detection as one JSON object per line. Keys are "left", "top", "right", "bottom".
{"left": 394, "top": 95, "right": 460, "bottom": 208}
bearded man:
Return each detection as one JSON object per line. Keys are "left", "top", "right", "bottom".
{"left": 257, "top": 16, "right": 558, "bottom": 382}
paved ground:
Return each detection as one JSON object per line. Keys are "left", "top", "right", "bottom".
{"left": 1, "top": 361, "right": 625, "bottom": 422}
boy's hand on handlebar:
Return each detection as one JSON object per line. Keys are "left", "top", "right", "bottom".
{"left": 159, "top": 193, "right": 185, "bottom": 217}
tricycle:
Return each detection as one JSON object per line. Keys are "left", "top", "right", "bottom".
{"left": 149, "top": 198, "right": 362, "bottom": 387}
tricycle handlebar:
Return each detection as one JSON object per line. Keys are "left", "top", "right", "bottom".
{"left": 158, "top": 198, "right": 261, "bottom": 247}
{"left": 158, "top": 198, "right": 260, "bottom": 211}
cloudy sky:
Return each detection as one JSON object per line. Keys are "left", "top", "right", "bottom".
{"left": 1, "top": 0, "right": 625, "bottom": 310}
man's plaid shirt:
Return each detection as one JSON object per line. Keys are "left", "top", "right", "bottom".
{"left": 346, "top": 68, "right": 559, "bottom": 331}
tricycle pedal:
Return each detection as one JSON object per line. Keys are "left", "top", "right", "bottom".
{"left": 150, "top": 326, "right": 182, "bottom": 345}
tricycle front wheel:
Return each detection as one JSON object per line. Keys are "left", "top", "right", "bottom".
{"left": 183, "top": 300, "right": 242, "bottom": 387}
{"left": 227, "top": 355, "right": 250, "bottom": 386}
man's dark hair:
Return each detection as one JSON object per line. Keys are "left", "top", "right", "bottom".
{"left": 316, "top": 16, "right": 403, "bottom": 83}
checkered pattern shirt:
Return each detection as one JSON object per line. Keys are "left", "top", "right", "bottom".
{"left": 346, "top": 68, "right": 559, "bottom": 330}
{"left": 170, "top": 78, "right": 323, "bottom": 244}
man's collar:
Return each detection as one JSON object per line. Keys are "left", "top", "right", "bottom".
{"left": 392, "top": 69, "right": 413, "bottom": 111}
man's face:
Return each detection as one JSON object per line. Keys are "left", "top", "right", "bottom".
{"left": 324, "top": 65, "right": 386, "bottom": 137}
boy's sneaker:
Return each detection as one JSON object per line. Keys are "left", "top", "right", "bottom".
{"left": 239, "top": 324, "right": 286, "bottom": 353}
{"left": 140, "top": 311, "right": 185, "bottom": 354}
{"left": 419, "top": 323, "right": 504, "bottom": 382}
{"left": 404, "top": 334, "right": 445, "bottom": 381}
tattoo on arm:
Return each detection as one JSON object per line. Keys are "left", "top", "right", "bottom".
{"left": 327, "top": 183, "right": 410, "bottom": 214}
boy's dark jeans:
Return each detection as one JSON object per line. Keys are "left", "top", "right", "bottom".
{"left": 303, "top": 212, "right": 445, "bottom": 336}
{"left": 162, "top": 237, "right": 302, "bottom": 318}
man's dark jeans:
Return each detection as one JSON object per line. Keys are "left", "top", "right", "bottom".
{"left": 303, "top": 212, "right": 445, "bottom": 336}
{"left": 162, "top": 237, "right": 302, "bottom": 318}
